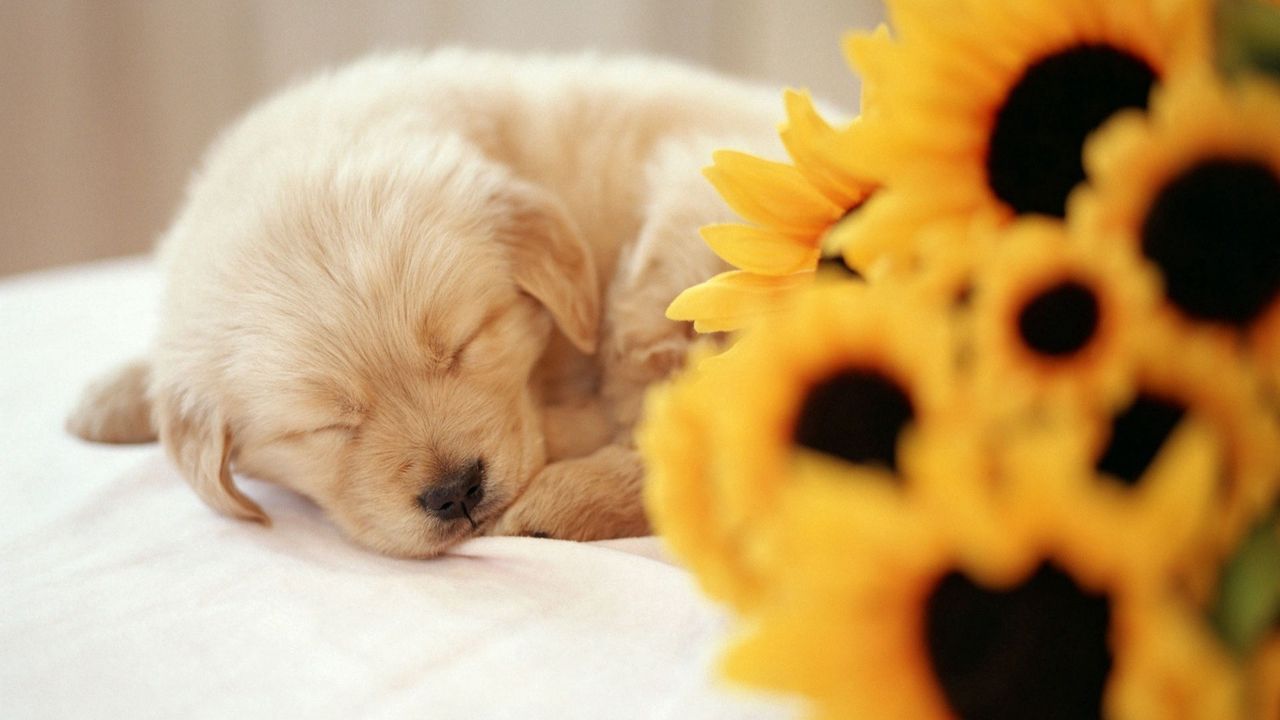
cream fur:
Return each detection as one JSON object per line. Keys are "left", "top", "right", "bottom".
{"left": 67, "top": 49, "right": 784, "bottom": 557}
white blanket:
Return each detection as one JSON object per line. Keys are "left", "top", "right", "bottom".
{"left": 0, "top": 258, "right": 796, "bottom": 720}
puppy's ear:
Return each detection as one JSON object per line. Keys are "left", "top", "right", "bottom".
{"left": 496, "top": 180, "right": 600, "bottom": 354}
{"left": 155, "top": 392, "right": 269, "bottom": 525}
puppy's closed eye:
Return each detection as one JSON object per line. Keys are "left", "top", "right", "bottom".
{"left": 448, "top": 306, "right": 528, "bottom": 373}
{"left": 271, "top": 422, "right": 358, "bottom": 445}
{"left": 430, "top": 313, "right": 499, "bottom": 372}
{"left": 453, "top": 333, "right": 503, "bottom": 372}
{"left": 309, "top": 423, "right": 359, "bottom": 437}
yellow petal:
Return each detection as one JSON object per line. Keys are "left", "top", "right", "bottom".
{"left": 843, "top": 24, "right": 894, "bottom": 113}
{"left": 885, "top": 0, "right": 968, "bottom": 45}
{"left": 834, "top": 190, "right": 932, "bottom": 270}
{"left": 780, "top": 89, "right": 877, "bottom": 206}
{"left": 667, "top": 270, "right": 812, "bottom": 331}
{"left": 692, "top": 315, "right": 780, "bottom": 334}
{"left": 704, "top": 150, "right": 843, "bottom": 234}
{"left": 722, "top": 616, "right": 846, "bottom": 697}
{"left": 701, "top": 223, "right": 821, "bottom": 276}
{"left": 1129, "top": 418, "right": 1220, "bottom": 569}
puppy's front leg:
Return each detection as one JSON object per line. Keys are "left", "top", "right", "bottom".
{"left": 491, "top": 445, "right": 649, "bottom": 541}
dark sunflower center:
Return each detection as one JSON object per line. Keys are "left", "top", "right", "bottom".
{"left": 924, "top": 563, "right": 1113, "bottom": 720}
{"left": 1140, "top": 158, "right": 1280, "bottom": 326}
{"left": 816, "top": 254, "right": 865, "bottom": 280}
{"left": 1096, "top": 393, "right": 1187, "bottom": 486}
{"left": 1016, "top": 279, "right": 1100, "bottom": 357}
{"left": 792, "top": 368, "right": 914, "bottom": 473}
{"left": 987, "top": 44, "right": 1157, "bottom": 217}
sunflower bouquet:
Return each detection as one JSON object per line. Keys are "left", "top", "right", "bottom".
{"left": 639, "top": 1, "right": 1280, "bottom": 717}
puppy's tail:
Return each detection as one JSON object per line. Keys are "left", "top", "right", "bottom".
{"left": 66, "top": 359, "right": 158, "bottom": 444}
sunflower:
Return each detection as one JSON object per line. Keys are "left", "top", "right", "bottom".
{"left": 838, "top": 0, "right": 1210, "bottom": 271}
{"left": 723, "top": 474, "right": 1242, "bottom": 720}
{"left": 704, "top": 282, "right": 957, "bottom": 537}
{"left": 1001, "top": 321, "right": 1280, "bottom": 603}
{"left": 643, "top": 281, "right": 956, "bottom": 612}
{"left": 1116, "top": 329, "right": 1280, "bottom": 566}
{"left": 999, "top": 405, "right": 1224, "bottom": 593}
{"left": 639, "top": 345, "right": 765, "bottom": 612}
{"left": 1071, "top": 69, "right": 1280, "bottom": 386}
{"left": 668, "top": 58, "right": 887, "bottom": 333}
{"left": 969, "top": 219, "right": 1155, "bottom": 419}
{"left": 655, "top": 281, "right": 1017, "bottom": 609}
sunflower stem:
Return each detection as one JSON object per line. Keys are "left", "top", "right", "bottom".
{"left": 1216, "top": 0, "right": 1280, "bottom": 80}
{"left": 1211, "top": 506, "right": 1280, "bottom": 656}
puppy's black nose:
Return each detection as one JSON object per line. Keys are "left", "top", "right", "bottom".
{"left": 417, "top": 459, "right": 485, "bottom": 522}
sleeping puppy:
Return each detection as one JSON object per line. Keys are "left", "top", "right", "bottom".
{"left": 66, "top": 50, "right": 784, "bottom": 558}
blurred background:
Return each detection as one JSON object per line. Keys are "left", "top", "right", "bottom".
{"left": 0, "top": 0, "right": 884, "bottom": 278}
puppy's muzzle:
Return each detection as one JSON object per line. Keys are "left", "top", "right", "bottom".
{"left": 417, "top": 459, "right": 486, "bottom": 526}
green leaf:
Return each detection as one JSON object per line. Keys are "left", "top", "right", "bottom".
{"left": 1216, "top": 0, "right": 1280, "bottom": 80}
{"left": 1211, "top": 507, "right": 1280, "bottom": 656}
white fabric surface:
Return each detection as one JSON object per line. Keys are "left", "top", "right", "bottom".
{"left": 0, "top": 258, "right": 797, "bottom": 720}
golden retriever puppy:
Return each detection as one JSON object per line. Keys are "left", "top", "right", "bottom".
{"left": 66, "top": 50, "right": 784, "bottom": 557}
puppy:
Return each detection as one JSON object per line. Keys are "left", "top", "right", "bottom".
{"left": 67, "top": 50, "right": 784, "bottom": 558}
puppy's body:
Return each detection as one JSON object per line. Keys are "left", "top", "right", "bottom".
{"left": 68, "top": 50, "right": 786, "bottom": 557}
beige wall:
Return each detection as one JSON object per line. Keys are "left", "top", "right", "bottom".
{"left": 0, "top": 0, "right": 884, "bottom": 277}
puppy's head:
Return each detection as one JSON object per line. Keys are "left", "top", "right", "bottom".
{"left": 151, "top": 133, "right": 598, "bottom": 557}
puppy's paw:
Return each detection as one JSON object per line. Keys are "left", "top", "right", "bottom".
{"left": 611, "top": 325, "right": 690, "bottom": 379}
{"left": 66, "top": 360, "right": 157, "bottom": 444}
{"left": 600, "top": 319, "right": 693, "bottom": 430}
{"left": 490, "top": 445, "right": 650, "bottom": 541}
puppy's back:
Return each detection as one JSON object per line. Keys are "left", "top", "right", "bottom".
{"left": 183, "top": 50, "right": 788, "bottom": 279}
